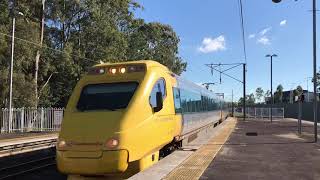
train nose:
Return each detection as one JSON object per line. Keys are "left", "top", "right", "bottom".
{"left": 57, "top": 149, "right": 129, "bottom": 175}
{"left": 56, "top": 136, "right": 129, "bottom": 174}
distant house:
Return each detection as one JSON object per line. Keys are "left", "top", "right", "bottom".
{"left": 301, "top": 90, "right": 319, "bottom": 102}
{"left": 265, "top": 90, "right": 318, "bottom": 104}
{"left": 277, "top": 90, "right": 317, "bottom": 104}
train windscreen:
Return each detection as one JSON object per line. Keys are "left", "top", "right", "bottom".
{"left": 76, "top": 82, "right": 139, "bottom": 111}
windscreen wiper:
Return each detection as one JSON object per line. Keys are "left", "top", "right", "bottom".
{"left": 103, "top": 107, "right": 116, "bottom": 111}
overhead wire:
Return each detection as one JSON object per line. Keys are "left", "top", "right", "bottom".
{"left": 237, "top": 0, "right": 247, "bottom": 65}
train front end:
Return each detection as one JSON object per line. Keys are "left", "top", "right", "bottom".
{"left": 56, "top": 62, "right": 149, "bottom": 176}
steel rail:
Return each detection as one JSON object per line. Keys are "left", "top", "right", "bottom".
{"left": 0, "top": 156, "right": 56, "bottom": 179}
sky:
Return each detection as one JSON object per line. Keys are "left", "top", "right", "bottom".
{"left": 135, "top": 0, "right": 316, "bottom": 102}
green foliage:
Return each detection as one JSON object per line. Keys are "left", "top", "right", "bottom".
{"left": 237, "top": 93, "right": 255, "bottom": 106}
{"left": 127, "top": 22, "right": 186, "bottom": 74}
{"left": 247, "top": 93, "right": 255, "bottom": 105}
{"left": 294, "top": 85, "right": 303, "bottom": 97}
{"left": 274, "top": 84, "right": 284, "bottom": 103}
{"left": 0, "top": 0, "right": 186, "bottom": 108}
{"left": 255, "top": 87, "right": 264, "bottom": 103}
{"left": 264, "top": 90, "right": 271, "bottom": 103}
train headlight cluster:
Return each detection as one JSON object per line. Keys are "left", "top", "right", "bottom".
{"left": 88, "top": 65, "right": 145, "bottom": 75}
{"left": 106, "top": 138, "right": 119, "bottom": 149}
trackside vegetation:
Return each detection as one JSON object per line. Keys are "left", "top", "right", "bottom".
{"left": 0, "top": 0, "right": 187, "bottom": 108}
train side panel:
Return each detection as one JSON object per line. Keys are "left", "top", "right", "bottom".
{"left": 118, "top": 67, "right": 181, "bottom": 162}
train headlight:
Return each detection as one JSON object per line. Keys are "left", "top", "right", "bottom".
{"left": 99, "top": 69, "right": 105, "bottom": 74}
{"left": 106, "top": 138, "right": 119, "bottom": 149}
{"left": 57, "top": 140, "right": 69, "bottom": 149}
{"left": 110, "top": 68, "right": 117, "bottom": 74}
{"left": 120, "top": 67, "right": 126, "bottom": 74}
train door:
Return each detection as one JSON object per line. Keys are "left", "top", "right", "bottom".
{"left": 149, "top": 78, "right": 174, "bottom": 142}
{"left": 173, "top": 88, "right": 184, "bottom": 134}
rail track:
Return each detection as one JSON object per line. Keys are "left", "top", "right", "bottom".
{"left": 0, "top": 138, "right": 57, "bottom": 157}
{"left": 0, "top": 156, "right": 56, "bottom": 179}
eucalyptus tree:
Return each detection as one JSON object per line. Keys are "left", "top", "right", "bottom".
{"left": 255, "top": 87, "right": 264, "bottom": 103}
{"left": 275, "top": 84, "right": 284, "bottom": 103}
{"left": 0, "top": 0, "right": 187, "bottom": 108}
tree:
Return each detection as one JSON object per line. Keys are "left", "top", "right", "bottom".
{"left": 247, "top": 93, "right": 255, "bottom": 105}
{"left": 255, "top": 87, "right": 264, "bottom": 103}
{"left": 0, "top": 0, "right": 187, "bottom": 108}
{"left": 0, "top": 0, "right": 41, "bottom": 108}
{"left": 237, "top": 93, "right": 255, "bottom": 106}
{"left": 294, "top": 85, "right": 303, "bottom": 96}
{"left": 237, "top": 97, "right": 244, "bottom": 106}
{"left": 264, "top": 90, "right": 271, "bottom": 104}
{"left": 127, "top": 21, "right": 187, "bottom": 74}
{"left": 274, "top": 84, "right": 284, "bottom": 103}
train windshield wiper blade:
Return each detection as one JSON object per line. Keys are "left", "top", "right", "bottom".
{"left": 102, "top": 107, "right": 116, "bottom": 111}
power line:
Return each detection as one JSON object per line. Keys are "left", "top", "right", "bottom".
{"left": 206, "top": 63, "right": 247, "bottom": 120}
{"left": 238, "top": 0, "right": 247, "bottom": 64}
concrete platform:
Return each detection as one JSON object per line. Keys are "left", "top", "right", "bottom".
{"left": 130, "top": 117, "right": 236, "bottom": 180}
{"left": 0, "top": 132, "right": 58, "bottom": 157}
{"left": 0, "top": 133, "right": 58, "bottom": 146}
{"left": 0, "top": 131, "right": 57, "bottom": 141}
{"left": 132, "top": 118, "right": 320, "bottom": 180}
{"left": 200, "top": 118, "right": 320, "bottom": 180}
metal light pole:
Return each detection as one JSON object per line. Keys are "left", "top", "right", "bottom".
{"left": 8, "top": 2, "right": 16, "bottom": 132}
{"left": 272, "top": 0, "right": 317, "bottom": 142}
{"left": 243, "top": 63, "right": 246, "bottom": 121}
{"left": 266, "top": 54, "right": 278, "bottom": 123}
{"left": 8, "top": 1, "right": 25, "bottom": 132}
{"left": 205, "top": 63, "right": 246, "bottom": 120}
{"left": 232, "top": 89, "right": 234, "bottom": 117}
{"left": 312, "top": 0, "right": 318, "bottom": 142}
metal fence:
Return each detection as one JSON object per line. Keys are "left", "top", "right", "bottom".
{"left": 234, "top": 107, "right": 284, "bottom": 119}
{"left": 0, "top": 108, "right": 64, "bottom": 133}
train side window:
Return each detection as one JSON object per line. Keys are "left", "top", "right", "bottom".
{"left": 173, "top": 88, "right": 182, "bottom": 113}
{"left": 149, "top": 78, "right": 166, "bottom": 108}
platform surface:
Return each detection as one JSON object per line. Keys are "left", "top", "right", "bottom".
{"left": 0, "top": 132, "right": 58, "bottom": 147}
{"left": 200, "top": 118, "right": 320, "bottom": 180}
{"left": 130, "top": 117, "right": 235, "bottom": 180}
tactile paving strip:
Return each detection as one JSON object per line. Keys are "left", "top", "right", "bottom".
{"left": 162, "top": 118, "right": 237, "bottom": 180}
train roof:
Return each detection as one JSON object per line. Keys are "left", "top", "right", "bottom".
{"left": 95, "top": 60, "right": 170, "bottom": 71}
{"left": 94, "top": 60, "right": 218, "bottom": 98}
{"left": 174, "top": 75, "right": 218, "bottom": 98}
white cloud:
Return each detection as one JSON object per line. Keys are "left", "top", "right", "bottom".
{"left": 198, "top": 35, "right": 226, "bottom": 53}
{"left": 280, "top": 20, "right": 287, "bottom": 26}
{"left": 259, "top": 27, "right": 272, "bottom": 36}
{"left": 248, "top": 34, "right": 256, "bottom": 39}
{"left": 257, "top": 36, "right": 271, "bottom": 45}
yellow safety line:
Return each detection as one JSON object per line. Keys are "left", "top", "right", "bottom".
{"left": 163, "top": 118, "right": 237, "bottom": 180}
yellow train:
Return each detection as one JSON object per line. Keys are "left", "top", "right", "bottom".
{"left": 56, "top": 60, "right": 227, "bottom": 177}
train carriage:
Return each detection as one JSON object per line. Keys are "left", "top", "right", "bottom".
{"left": 56, "top": 60, "right": 227, "bottom": 177}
